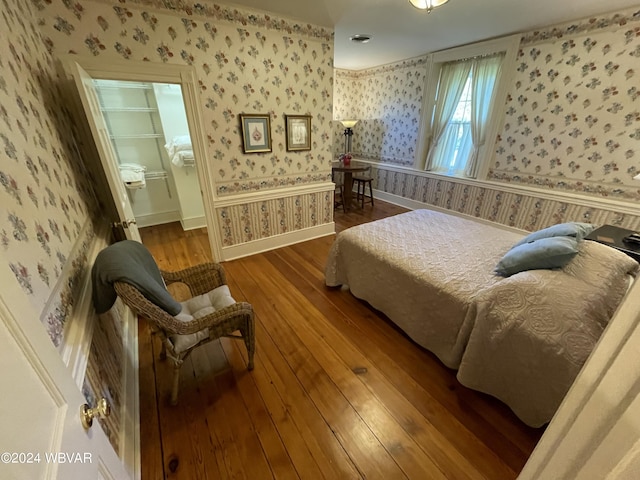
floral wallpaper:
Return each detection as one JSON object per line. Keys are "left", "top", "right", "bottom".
{"left": 490, "top": 9, "right": 640, "bottom": 200}
{"left": 0, "top": 0, "right": 102, "bottom": 343}
{"left": 35, "top": 0, "right": 336, "bottom": 196}
{"left": 334, "top": 6, "right": 640, "bottom": 231}
{"left": 1, "top": 0, "right": 126, "bottom": 459}
{"left": 333, "top": 59, "right": 426, "bottom": 166}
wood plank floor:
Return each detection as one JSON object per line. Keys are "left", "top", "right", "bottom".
{"left": 139, "top": 201, "right": 543, "bottom": 480}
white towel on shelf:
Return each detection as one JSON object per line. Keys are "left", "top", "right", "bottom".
{"left": 171, "top": 150, "right": 194, "bottom": 168}
{"left": 164, "top": 134, "right": 192, "bottom": 158}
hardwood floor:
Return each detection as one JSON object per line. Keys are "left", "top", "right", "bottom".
{"left": 139, "top": 201, "right": 543, "bottom": 480}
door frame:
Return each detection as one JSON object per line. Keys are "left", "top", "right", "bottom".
{"left": 61, "top": 55, "right": 223, "bottom": 261}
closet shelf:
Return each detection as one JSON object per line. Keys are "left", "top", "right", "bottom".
{"left": 101, "top": 107, "right": 158, "bottom": 113}
{"left": 94, "top": 80, "right": 152, "bottom": 90}
{"left": 109, "top": 133, "right": 164, "bottom": 139}
{"left": 144, "top": 170, "right": 169, "bottom": 180}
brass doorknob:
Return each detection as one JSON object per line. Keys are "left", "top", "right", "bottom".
{"left": 80, "top": 398, "right": 111, "bottom": 429}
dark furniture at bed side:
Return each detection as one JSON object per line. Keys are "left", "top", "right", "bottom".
{"left": 585, "top": 225, "right": 640, "bottom": 262}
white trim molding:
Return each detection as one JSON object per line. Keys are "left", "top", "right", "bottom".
{"left": 134, "top": 210, "right": 181, "bottom": 229}
{"left": 181, "top": 215, "right": 207, "bottom": 231}
{"left": 214, "top": 181, "right": 335, "bottom": 207}
{"left": 221, "top": 223, "right": 335, "bottom": 261}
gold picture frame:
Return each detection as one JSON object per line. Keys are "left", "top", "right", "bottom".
{"left": 285, "top": 114, "right": 312, "bottom": 151}
{"left": 240, "top": 114, "right": 272, "bottom": 153}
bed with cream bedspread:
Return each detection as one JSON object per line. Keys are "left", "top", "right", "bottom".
{"left": 325, "top": 209, "right": 638, "bottom": 426}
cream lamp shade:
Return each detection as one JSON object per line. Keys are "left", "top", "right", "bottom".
{"left": 340, "top": 120, "right": 359, "bottom": 128}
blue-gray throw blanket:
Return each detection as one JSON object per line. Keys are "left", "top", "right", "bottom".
{"left": 91, "top": 240, "right": 182, "bottom": 315}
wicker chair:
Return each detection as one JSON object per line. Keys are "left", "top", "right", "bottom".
{"left": 114, "top": 262, "right": 255, "bottom": 405}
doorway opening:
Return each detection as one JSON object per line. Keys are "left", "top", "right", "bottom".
{"left": 94, "top": 79, "right": 205, "bottom": 230}
{"left": 92, "top": 78, "right": 211, "bottom": 264}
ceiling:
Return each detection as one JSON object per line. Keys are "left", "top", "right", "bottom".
{"left": 221, "top": 0, "right": 640, "bottom": 70}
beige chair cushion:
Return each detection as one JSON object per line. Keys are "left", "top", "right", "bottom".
{"left": 170, "top": 285, "right": 236, "bottom": 353}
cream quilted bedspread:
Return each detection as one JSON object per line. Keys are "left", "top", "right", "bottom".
{"left": 325, "top": 209, "right": 638, "bottom": 426}
{"left": 325, "top": 209, "right": 524, "bottom": 368}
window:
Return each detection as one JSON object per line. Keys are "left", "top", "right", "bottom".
{"left": 431, "top": 72, "right": 473, "bottom": 176}
{"left": 416, "top": 37, "right": 516, "bottom": 179}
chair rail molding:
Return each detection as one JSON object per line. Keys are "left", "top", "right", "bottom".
{"left": 213, "top": 181, "right": 335, "bottom": 207}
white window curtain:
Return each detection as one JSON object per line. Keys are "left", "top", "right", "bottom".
{"left": 424, "top": 60, "right": 472, "bottom": 171}
{"left": 436, "top": 120, "right": 473, "bottom": 175}
{"left": 465, "top": 53, "right": 505, "bottom": 178}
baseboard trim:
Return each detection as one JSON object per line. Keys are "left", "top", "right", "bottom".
{"left": 180, "top": 215, "right": 206, "bottom": 231}
{"left": 135, "top": 210, "right": 181, "bottom": 228}
{"left": 221, "top": 223, "right": 335, "bottom": 261}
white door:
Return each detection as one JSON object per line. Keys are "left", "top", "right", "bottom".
{"left": 0, "top": 267, "right": 130, "bottom": 480}
{"left": 68, "top": 61, "right": 141, "bottom": 242}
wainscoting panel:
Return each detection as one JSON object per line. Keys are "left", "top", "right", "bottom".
{"left": 372, "top": 164, "right": 640, "bottom": 232}
{"left": 215, "top": 183, "right": 336, "bottom": 259}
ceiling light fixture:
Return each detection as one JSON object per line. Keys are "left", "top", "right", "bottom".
{"left": 350, "top": 34, "right": 372, "bottom": 44}
{"left": 409, "top": 0, "right": 450, "bottom": 13}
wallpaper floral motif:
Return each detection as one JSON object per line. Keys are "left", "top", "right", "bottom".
{"left": 335, "top": 7, "right": 640, "bottom": 209}
{"left": 490, "top": 10, "right": 640, "bottom": 199}
{"left": 334, "top": 59, "right": 426, "bottom": 166}
{"left": 0, "top": 0, "right": 101, "bottom": 342}
{"left": 36, "top": 0, "right": 336, "bottom": 196}
{"left": 1, "top": 0, "right": 124, "bottom": 459}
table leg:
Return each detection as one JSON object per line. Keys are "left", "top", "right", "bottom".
{"left": 343, "top": 172, "right": 354, "bottom": 211}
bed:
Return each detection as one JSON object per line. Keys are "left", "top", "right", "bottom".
{"left": 325, "top": 209, "right": 638, "bottom": 426}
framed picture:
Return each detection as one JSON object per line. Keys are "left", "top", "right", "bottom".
{"left": 285, "top": 114, "right": 312, "bottom": 151}
{"left": 240, "top": 114, "right": 272, "bottom": 153}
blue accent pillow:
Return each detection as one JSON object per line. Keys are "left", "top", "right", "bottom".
{"left": 513, "top": 222, "right": 596, "bottom": 248}
{"left": 495, "top": 236, "right": 580, "bottom": 277}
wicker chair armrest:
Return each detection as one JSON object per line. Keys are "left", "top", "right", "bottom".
{"left": 160, "top": 262, "right": 227, "bottom": 296}
{"left": 114, "top": 281, "right": 252, "bottom": 335}
{"left": 114, "top": 281, "right": 183, "bottom": 333}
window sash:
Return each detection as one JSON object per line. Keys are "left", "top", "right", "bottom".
{"left": 430, "top": 120, "right": 473, "bottom": 175}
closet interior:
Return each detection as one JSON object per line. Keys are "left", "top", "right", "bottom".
{"left": 94, "top": 79, "right": 205, "bottom": 230}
